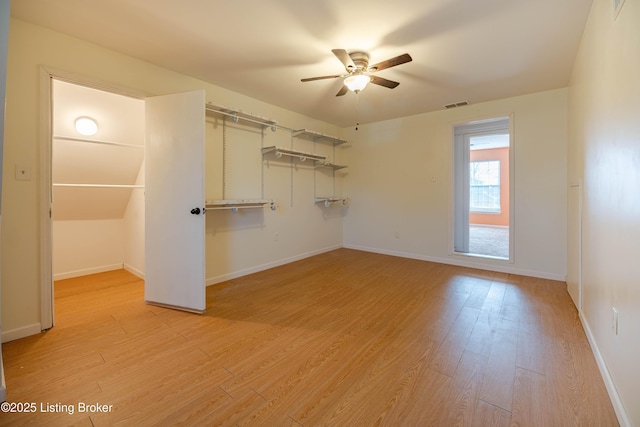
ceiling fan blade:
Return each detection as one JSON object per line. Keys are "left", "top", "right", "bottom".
{"left": 370, "top": 75, "right": 400, "bottom": 89}
{"left": 369, "top": 53, "right": 412, "bottom": 72}
{"left": 332, "top": 49, "right": 356, "bottom": 70}
{"left": 336, "top": 85, "right": 349, "bottom": 97}
{"left": 301, "top": 74, "right": 342, "bottom": 82}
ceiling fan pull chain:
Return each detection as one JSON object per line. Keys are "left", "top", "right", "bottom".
{"left": 355, "top": 93, "right": 360, "bottom": 131}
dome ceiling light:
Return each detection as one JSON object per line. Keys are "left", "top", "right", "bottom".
{"left": 75, "top": 116, "right": 98, "bottom": 136}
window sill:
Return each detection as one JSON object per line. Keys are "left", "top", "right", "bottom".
{"left": 470, "top": 210, "right": 502, "bottom": 215}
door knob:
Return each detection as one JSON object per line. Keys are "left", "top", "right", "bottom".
{"left": 190, "top": 207, "right": 201, "bottom": 215}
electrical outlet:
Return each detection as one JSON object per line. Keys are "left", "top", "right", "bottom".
{"left": 394, "top": 231, "right": 400, "bottom": 239}
{"left": 274, "top": 232, "right": 279, "bottom": 242}
{"left": 612, "top": 307, "right": 619, "bottom": 335}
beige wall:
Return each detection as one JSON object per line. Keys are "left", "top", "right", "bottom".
{"left": 343, "top": 89, "right": 568, "bottom": 280}
{"left": 568, "top": 0, "right": 640, "bottom": 424}
{"left": 1, "top": 18, "right": 345, "bottom": 339}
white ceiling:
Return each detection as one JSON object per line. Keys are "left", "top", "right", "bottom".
{"left": 12, "top": 0, "right": 593, "bottom": 127}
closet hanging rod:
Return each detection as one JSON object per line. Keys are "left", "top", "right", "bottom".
{"left": 205, "top": 199, "right": 275, "bottom": 211}
{"left": 205, "top": 205, "right": 270, "bottom": 212}
{"left": 53, "top": 135, "right": 144, "bottom": 149}
{"left": 53, "top": 183, "right": 144, "bottom": 189}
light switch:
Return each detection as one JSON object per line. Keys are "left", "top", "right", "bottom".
{"left": 15, "top": 164, "right": 32, "bottom": 181}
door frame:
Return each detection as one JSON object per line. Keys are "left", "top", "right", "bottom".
{"left": 568, "top": 181, "right": 583, "bottom": 311}
{"left": 38, "top": 66, "right": 148, "bottom": 329}
{"left": 451, "top": 115, "right": 515, "bottom": 262}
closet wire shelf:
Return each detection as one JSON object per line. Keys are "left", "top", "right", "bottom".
{"left": 205, "top": 102, "right": 278, "bottom": 129}
{"left": 205, "top": 199, "right": 276, "bottom": 213}
{"left": 316, "top": 161, "right": 347, "bottom": 170}
{"left": 315, "top": 197, "right": 350, "bottom": 207}
{"left": 291, "top": 129, "right": 348, "bottom": 146}
{"left": 53, "top": 183, "right": 144, "bottom": 188}
{"left": 261, "top": 146, "right": 327, "bottom": 162}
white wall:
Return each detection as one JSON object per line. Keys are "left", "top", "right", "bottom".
{"left": 52, "top": 163, "right": 145, "bottom": 281}
{"left": 343, "top": 88, "right": 568, "bottom": 280}
{"left": 2, "top": 18, "right": 345, "bottom": 339}
{"left": 568, "top": 0, "right": 640, "bottom": 424}
{"left": 52, "top": 219, "right": 125, "bottom": 280}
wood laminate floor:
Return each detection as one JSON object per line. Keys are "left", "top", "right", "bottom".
{"left": 1, "top": 249, "right": 618, "bottom": 426}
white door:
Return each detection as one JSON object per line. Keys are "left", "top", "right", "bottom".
{"left": 145, "top": 90, "right": 206, "bottom": 313}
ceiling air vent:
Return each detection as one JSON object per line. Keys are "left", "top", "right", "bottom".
{"left": 444, "top": 101, "right": 469, "bottom": 109}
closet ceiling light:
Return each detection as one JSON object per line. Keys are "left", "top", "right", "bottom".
{"left": 75, "top": 116, "right": 98, "bottom": 136}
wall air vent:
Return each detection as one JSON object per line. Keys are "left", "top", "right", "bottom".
{"left": 444, "top": 101, "right": 469, "bottom": 109}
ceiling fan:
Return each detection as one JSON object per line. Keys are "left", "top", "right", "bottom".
{"left": 301, "top": 49, "right": 412, "bottom": 96}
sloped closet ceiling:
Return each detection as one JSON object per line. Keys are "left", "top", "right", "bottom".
{"left": 52, "top": 81, "right": 145, "bottom": 221}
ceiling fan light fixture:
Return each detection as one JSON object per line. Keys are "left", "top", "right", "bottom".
{"left": 344, "top": 74, "right": 371, "bottom": 93}
{"left": 75, "top": 116, "right": 98, "bottom": 136}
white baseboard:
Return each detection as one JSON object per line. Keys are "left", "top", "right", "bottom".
{"left": 124, "top": 263, "right": 145, "bottom": 279}
{"left": 2, "top": 323, "right": 42, "bottom": 343}
{"left": 206, "top": 244, "right": 342, "bottom": 286}
{"left": 53, "top": 263, "right": 123, "bottom": 281}
{"left": 342, "top": 244, "right": 565, "bottom": 281}
{"left": 579, "top": 312, "right": 631, "bottom": 427}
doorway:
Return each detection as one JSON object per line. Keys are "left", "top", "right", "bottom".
{"left": 453, "top": 117, "right": 512, "bottom": 260}
{"left": 41, "top": 71, "right": 209, "bottom": 327}
{"left": 49, "top": 78, "right": 145, "bottom": 318}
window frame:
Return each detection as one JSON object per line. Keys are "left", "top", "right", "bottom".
{"left": 469, "top": 159, "right": 501, "bottom": 214}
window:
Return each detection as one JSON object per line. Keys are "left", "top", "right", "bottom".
{"left": 470, "top": 160, "right": 500, "bottom": 213}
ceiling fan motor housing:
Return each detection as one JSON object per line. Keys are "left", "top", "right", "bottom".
{"left": 348, "top": 51, "right": 370, "bottom": 73}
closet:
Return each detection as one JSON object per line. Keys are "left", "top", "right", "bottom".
{"left": 51, "top": 80, "right": 145, "bottom": 281}
{"left": 50, "top": 86, "right": 348, "bottom": 315}
{"left": 202, "top": 102, "right": 350, "bottom": 289}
